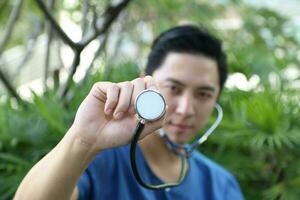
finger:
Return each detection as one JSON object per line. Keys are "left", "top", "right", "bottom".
{"left": 89, "top": 82, "right": 110, "bottom": 103}
{"left": 143, "top": 75, "right": 157, "bottom": 90}
{"left": 113, "top": 81, "right": 134, "bottom": 119}
{"left": 129, "top": 78, "right": 146, "bottom": 114}
{"left": 104, "top": 83, "right": 120, "bottom": 115}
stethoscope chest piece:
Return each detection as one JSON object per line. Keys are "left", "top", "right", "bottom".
{"left": 135, "top": 89, "right": 166, "bottom": 122}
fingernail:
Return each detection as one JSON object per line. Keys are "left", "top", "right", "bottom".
{"left": 149, "top": 86, "right": 156, "bottom": 90}
{"left": 114, "top": 112, "right": 124, "bottom": 120}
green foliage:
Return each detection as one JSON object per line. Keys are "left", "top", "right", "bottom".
{"left": 201, "top": 88, "right": 300, "bottom": 199}
{"left": 104, "top": 60, "right": 141, "bottom": 82}
{"left": 0, "top": 91, "right": 72, "bottom": 199}
{"left": 1, "top": 0, "right": 300, "bottom": 199}
{"left": 0, "top": 1, "right": 9, "bottom": 25}
{"left": 0, "top": 62, "right": 140, "bottom": 199}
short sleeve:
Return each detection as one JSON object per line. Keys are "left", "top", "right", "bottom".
{"left": 76, "top": 148, "right": 118, "bottom": 200}
{"left": 77, "top": 168, "right": 92, "bottom": 200}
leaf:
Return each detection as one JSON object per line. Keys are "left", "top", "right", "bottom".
{"left": 32, "top": 92, "right": 66, "bottom": 134}
{"left": 0, "top": 153, "right": 31, "bottom": 167}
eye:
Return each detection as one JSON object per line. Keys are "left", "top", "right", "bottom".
{"left": 197, "top": 91, "right": 212, "bottom": 100}
{"left": 168, "top": 85, "right": 181, "bottom": 94}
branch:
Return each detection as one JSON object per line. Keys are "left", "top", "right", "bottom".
{"left": 44, "top": 0, "right": 55, "bottom": 90}
{"left": 56, "top": 40, "right": 66, "bottom": 70}
{"left": 0, "top": 0, "right": 24, "bottom": 56}
{"left": 63, "top": 35, "right": 108, "bottom": 106}
{"left": 81, "top": 0, "right": 90, "bottom": 36}
{"left": 82, "top": 35, "right": 108, "bottom": 85}
{"left": 59, "top": 0, "right": 132, "bottom": 99}
{"left": 35, "top": 0, "right": 79, "bottom": 51}
{"left": 104, "top": 11, "right": 128, "bottom": 80}
{"left": 79, "top": 0, "right": 131, "bottom": 47}
{"left": 91, "top": 5, "right": 98, "bottom": 33}
{"left": 53, "top": 68, "right": 60, "bottom": 92}
{"left": 12, "top": 18, "right": 43, "bottom": 77}
{"left": 0, "top": 68, "right": 23, "bottom": 103}
{"left": 59, "top": 50, "right": 81, "bottom": 99}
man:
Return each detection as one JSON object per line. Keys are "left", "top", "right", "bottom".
{"left": 15, "top": 25, "right": 244, "bottom": 199}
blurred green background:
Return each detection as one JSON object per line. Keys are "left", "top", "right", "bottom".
{"left": 0, "top": 0, "right": 300, "bottom": 199}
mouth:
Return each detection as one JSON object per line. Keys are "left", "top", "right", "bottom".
{"left": 168, "top": 122, "right": 193, "bottom": 131}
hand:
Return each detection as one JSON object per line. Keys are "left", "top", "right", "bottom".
{"left": 70, "top": 76, "right": 165, "bottom": 153}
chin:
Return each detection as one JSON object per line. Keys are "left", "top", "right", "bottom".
{"left": 163, "top": 126, "right": 195, "bottom": 144}
{"left": 167, "top": 133, "right": 191, "bottom": 145}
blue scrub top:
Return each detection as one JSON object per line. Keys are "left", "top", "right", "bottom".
{"left": 78, "top": 144, "right": 244, "bottom": 200}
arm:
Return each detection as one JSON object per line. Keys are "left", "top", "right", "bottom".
{"left": 14, "top": 76, "right": 164, "bottom": 200}
{"left": 14, "top": 126, "right": 97, "bottom": 200}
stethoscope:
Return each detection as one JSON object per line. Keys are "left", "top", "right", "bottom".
{"left": 130, "top": 89, "right": 223, "bottom": 190}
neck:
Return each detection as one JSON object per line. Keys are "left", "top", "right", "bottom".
{"left": 139, "top": 131, "right": 184, "bottom": 182}
{"left": 139, "top": 132, "right": 176, "bottom": 160}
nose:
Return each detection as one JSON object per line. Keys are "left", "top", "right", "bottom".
{"left": 175, "top": 93, "right": 195, "bottom": 117}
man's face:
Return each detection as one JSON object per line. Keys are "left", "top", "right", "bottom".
{"left": 152, "top": 52, "right": 220, "bottom": 144}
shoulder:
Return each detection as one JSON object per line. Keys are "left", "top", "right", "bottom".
{"left": 189, "top": 151, "right": 244, "bottom": 198}
{"left": 191, "top": 151, "right": 234, "bottom": 179}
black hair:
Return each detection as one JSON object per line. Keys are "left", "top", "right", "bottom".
{"left": 145, "top": 24, "right": 228, "bottom": 91}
